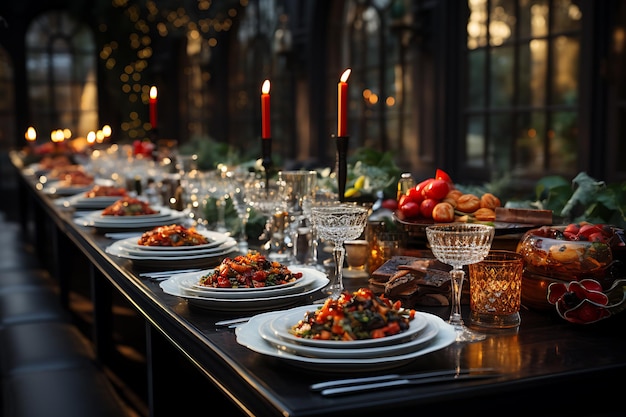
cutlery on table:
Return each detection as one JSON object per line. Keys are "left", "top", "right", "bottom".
{"left": 139, "top": 269, "right": 203, "bottom": 279}
{"left": 215, "top": 317, "right": 253, "bottom": 327}
{"left": 311, "top": 368, "right": 501, "bottom": 397}
{"left": 105, "top": 232, "right": 143, "bottom": 239}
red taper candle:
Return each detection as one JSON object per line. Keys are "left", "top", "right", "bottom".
{"left": 261, "top": 80, "right": 271, "bottom": 139}
{"left": 337, "top": 69, "right": 351, "bottom": 137}
{"left": 149, "top": 86, "right": 158, "bottom": 129}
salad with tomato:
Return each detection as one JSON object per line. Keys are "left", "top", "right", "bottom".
{"left": 289, "top": 288, "right": 416, "bottom": 341}
{"left": 198, "top": 252, "right": 303, "bottom": 289}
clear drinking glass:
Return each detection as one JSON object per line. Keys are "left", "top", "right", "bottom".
{"left": 425, "top": 223, "right": 495, "bottom": 342}
{"left": 311, "top": 204, "right": 369, "bottom": 299}
{"left": 279, "top": 170, "right": 318, "bottom": 265}
{"left": 226, "top": 169, "right": 256, "bottom": 252}
{"left": 246, "top": 178, "right": 291, "bottom": 261}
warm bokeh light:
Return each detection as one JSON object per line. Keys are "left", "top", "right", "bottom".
{"left": 25, "top": 127, "right": 37, "bottom": 142}
{"left": 102, "top": 124, "right": 112, "bottom": 137}
{"left": 51, "top": 129, "right": 65, "bottom": 143}
{"left": 87, "top": 131, "right": 96, "bottom": 144}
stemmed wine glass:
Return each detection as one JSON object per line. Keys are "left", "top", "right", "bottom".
{"left": 425, "top": 223, "right": 495, "bottom": 342}
{"left": 310, "top": 204, "right": 369, "bottom": 299}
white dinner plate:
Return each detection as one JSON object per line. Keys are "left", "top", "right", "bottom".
{"left": 119, "top": 230, "right": 230, "bottom": 253}
{"left": 106, "top": 238, "right": 238, "bottom": 260}
{"left": 92, "top": 207, "right": 175, "bottom": 223}
{"left": 75, "top": 210, "right": 186, "bottom": 230}
{"left": 269, "top": 304, "right": 428, "bottom": 349}
{"left": 43, "top": 181, "right": 93, "bottom": 196}
{"left": 55, "top": 193, "right": 125, "bottom": 210}
{"left": 258, "top": 310, "right": 439, "bottom": 359}
{"left": 236, "top": 310, "right": 456, "bottom": 372}
{"left": 160, "top": 268, "right": 329, "bottom": 312}
{"left": 177, "top": 269, "right": 314, "bottom": 299}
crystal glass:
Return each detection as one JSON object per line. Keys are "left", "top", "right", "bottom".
{"left": 311, "top": 204, "right": 369, "bottom": 299}
{"left": 204, "top": 168, "right": 237, "bottom": 233}
{"left": 425, "top": 223, "right": 495, "bottom": 342}
{"left": 227, "top": 170, "right": 256, "bottom": 252}
{"left": 246, "top": 179, "right": 290, "bottom": 261}
{"left": 279, "top": 170, "right": 318, "bottom": 265}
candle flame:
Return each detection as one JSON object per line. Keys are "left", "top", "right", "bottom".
{"left": 25, "top": 127, "right": 37, "bottom": 141}
{"left": 150, "top": 86, "right": 158, "bottom": 99}
{"left": 262, "top": 79, "right": 270, "bottom": 94}
{"left": 340, "top": 68, "right": 352, "bottom": 83}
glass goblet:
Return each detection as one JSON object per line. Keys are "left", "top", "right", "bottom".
{"left": 311, "top": 204, "right": 369, "bottom": 299}
{"left": 425, "top": 223, "right": 495, "bottom": 342}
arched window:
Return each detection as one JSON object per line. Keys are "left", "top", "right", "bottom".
{"left": 26, "top": 11, "right": 97, "bottom": 141}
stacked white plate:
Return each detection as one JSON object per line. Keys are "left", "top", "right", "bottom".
{"left": 76, "top": 206, "right": 186, "bottom": 232}
{"left": 106, "top": 230, "right": 238, "bottom": 270}
{"left": 159, "top": 267, "right": 330, "bottom": 311}
{"left": 43, "top": 180, "right": 93, "bottom": 196}
{"left": 57, "top": 193, "right": 124, "bottom": 210}
{"left": 235, "top": 305, "right": 457, "bottom": 372}
{"left": 55, "top": 187, "right": 123, "bottom": 210}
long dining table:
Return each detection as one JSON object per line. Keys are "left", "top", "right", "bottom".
{"left": 11, "top": 154, "right": 626, "bottom": 417}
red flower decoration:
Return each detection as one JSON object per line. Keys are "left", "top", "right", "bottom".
{"left": 547, "top": 279, "right": 611, "bottom": 324}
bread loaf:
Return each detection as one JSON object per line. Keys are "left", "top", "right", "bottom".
{"left": 474, "top": 207, "right": 496, "bottom": 221}
{"left": 456, "top": 194, "right": 480, "bottom": 213}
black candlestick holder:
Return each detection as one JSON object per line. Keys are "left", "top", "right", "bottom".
{"left": 334, "top": 134, "right": 349, "bottom": 202}
{"left": 261, "top": 137, "right": 273, "bottom": 190}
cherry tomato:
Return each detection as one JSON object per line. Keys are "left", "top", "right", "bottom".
{"left": 414, "top": 178, "right": 434, "bottom": 198}
{"left": 406, "top": 187, "right": 424, "bottom": 204}
{"left": 398, "top": 194, "right": 412, "bottom": 208}
{"left": 435, "top": 168, "right": 453, "bottom": 185}
{"left": 420, "top": 198, "right": 438, "bottom": 218}
{"left": 423, "top": 179, "right": 450, "bottom": 200}
{"left": 399, "top": 200, "right": 420, "bottom": 219}
{"left": 381, "top": 199, "right": 398, "bottom": 211}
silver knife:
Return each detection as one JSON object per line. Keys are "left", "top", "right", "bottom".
{"left": 215, "top": 316, "right": 253, "bottom": 326}
{"left": 310, "top": 368, "right": 495, "bottom": 392}
{"left": 318, "top": 373, "right": 501, "bottom": 397}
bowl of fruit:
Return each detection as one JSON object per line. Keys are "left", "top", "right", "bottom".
{"left": 394, "top": 168, "right": 502, "bottom": 238}
{"left": 517, "top": 223, "right": 626, "bottom": 323}
{"left": 517, "top": 223, "right": 623, "bottom": 282}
